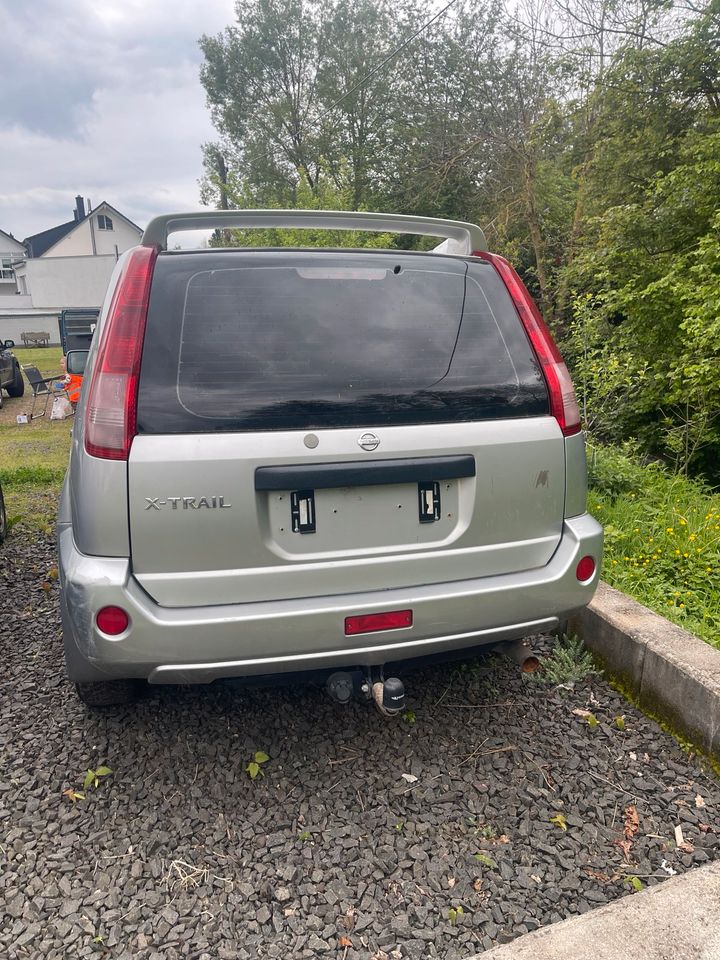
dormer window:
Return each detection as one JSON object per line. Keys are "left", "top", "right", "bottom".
{"left": 97, "top": 214, "right": 114, "bottom": 231}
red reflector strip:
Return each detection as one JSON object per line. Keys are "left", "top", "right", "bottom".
{"left": 344, "top": 610, "right": 413, "bottom": 636}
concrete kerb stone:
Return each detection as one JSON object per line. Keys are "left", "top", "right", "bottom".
{"left": 468, "top": 860, "right": 720, "bottom": 960}
{"left": 569, "top": 581, "right": 720, "bottom": 759}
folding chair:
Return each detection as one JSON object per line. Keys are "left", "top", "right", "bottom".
{"left": 22, "top": 365, "right": 72, "bottom": 420}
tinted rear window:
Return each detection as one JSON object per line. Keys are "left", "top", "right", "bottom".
{"left": 137, "top": 251, "right": 547, "bottom": 433}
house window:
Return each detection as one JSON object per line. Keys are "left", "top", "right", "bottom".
{"left": 0, "top": 257, "right": 14, "bottom": 280}
{"left": 97, "top": 214, "right": 114, "bottom": 231}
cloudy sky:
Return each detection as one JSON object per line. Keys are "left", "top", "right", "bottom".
{"left": 0, "top": 0, "right": 236, "bottom": 243}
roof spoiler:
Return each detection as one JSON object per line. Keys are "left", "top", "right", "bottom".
{"left": 141, "top": 209, "right": 487, "bottom": 255}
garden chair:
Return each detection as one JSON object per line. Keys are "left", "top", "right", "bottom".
{"left": 22, "top": 365, "right": 72, "bottom": 420}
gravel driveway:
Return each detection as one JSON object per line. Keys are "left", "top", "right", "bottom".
{"left": 2, "top": 518, "right": 719, "bottom": 960}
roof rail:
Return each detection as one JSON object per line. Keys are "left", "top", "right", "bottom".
{"left": 141, "top": 209, "right": 487, "bottom": 254}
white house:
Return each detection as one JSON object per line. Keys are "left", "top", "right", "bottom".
{"left": 0, "top": 228, "right": 26, "bottom": 298}
{"left": 24, "top": 197, "right": 142, "bottom": 260}
{"left": 0, "top": 197, "right": 143, "bottom": 344}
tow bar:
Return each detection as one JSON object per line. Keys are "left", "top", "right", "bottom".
{"left": 326, "top": 669, "right": 406, "bottom": 716}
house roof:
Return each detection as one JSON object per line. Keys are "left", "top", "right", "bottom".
{"left": 0, "top": 227, "right": 26, "bottom": 251}
{"left": 24, "top": 220, "right": 77, "bottom": 257}
{"left": 23, "top": 201, "right": 143, "bottom": 258}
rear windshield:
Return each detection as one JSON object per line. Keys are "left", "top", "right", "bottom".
{"left": 137, "top": 250, "right": 547, "bottom": 433}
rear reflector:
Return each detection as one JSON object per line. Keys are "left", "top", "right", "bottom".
{"left": 475, "top": 251, "right": 581, "bottom": 437}
{"left": 576, "top": 555, "right": 596, "bottom": 582}
{"left": 85, "top": 245, "right": 158, "bottom": 460}
{"left": 345, "top": 609, "right": 413, "bottom": 635}
{"left": 96, "top": 606, "right": 130, "bottom": 635}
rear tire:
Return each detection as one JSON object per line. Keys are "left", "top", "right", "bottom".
{"left": 6, "top": 364, "right": 24, "bottom": 398}
{"left": 75, "top": 679, "right": 141, "bottom": 707}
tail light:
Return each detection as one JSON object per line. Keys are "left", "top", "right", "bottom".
{"left": 475, "top": 251, "right": 581, "bottom": 437}
{"left": 84, "top": 246, "right": 158, "bottom": 459}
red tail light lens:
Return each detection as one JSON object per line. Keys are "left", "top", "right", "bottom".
{"left": 475, "top": 251, "right": 581, "bottom": 437}
{"left": 96, "top": 606, "right": 130, "bottom": 635}
{"left": 84, "top": 245, "right": 158, "bottom": 459}
{"left": 576, "top": 556, "right": 596, "bottom": 582}
{"left": 345, "top": 609, "right": 413, "bottom": 635}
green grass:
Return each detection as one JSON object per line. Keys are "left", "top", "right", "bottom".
{"left": 13, "top": 345, "right": 64, "bottom": 372}
{"left": 588, "top": 444, "right": 720, "bottom": 648}
{"left": 0, "top": 423, "right": 71, "bottom": 486}
{"left": 1, "top": 347, "right": 71, "bottom": 520}
{"left": 4, "top": 485, "right": 58, "bottom": 534}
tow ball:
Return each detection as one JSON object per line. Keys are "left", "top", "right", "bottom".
{"left": 326, "top": 670, "right": 406, "bottom": 716}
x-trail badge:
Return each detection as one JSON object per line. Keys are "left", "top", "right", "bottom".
{"left": 358, "top": 432, "right": 380, "bottom": 452}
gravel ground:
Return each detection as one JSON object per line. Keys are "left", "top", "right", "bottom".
{"left": 2, "top": 518, "right": 719, "bottom": 960}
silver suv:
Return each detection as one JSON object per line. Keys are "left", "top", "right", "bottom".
{"left": 58, "top": 210, "right": 602, "bottom": 707}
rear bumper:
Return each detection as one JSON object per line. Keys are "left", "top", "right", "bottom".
{"left": 58, "top": 514, "right": 603, "bottom": 683}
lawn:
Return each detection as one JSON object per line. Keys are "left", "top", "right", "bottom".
{"left": 588, "top": 444, "right": 720, "bottom": 648}
{"left": 0, "top": 346, "right": 72, "bottom": 530}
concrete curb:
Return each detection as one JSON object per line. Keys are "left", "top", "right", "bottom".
{"left": 569, "top": 582, "right": 720, "bottom": 760}
{"left": 469, "top": 860, "right": 720, "bottom": 960}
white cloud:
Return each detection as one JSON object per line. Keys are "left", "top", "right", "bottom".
{"left": 0, "top": 0, "right": 235, "bottom": 241}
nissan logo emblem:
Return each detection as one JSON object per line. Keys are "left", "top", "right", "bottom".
{"left": 358, "top": 432, "right": 380, "bottom": 452}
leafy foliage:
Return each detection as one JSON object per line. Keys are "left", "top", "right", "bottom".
{"left": 589, "top": 443, "right": 720, "bottom": 646}
{"left": 199, "top": 0, "right": 720, "bottom": 476}
{"left": 473, "top": 852, "right": 497, "bottom": 868}
{"left": 83, "top": 766, "right": 113, "bottom": 790}
{"left": 246, "top": 751, "right": 270, "bottom": 781}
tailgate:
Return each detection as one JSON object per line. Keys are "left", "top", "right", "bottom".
{"left": 128, "top": 419, "right": 565, "bottom": 607}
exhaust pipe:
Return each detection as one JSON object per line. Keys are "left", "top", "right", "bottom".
{"left": 493, "top": 639, "right": 540, "bottom": 674}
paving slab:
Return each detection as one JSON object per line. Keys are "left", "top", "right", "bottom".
{"left": 469, "top": 860, "right": 720, "bottom": 960}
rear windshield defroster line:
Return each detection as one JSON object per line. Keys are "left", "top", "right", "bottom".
{"left": 137, "top": 250, "right": 548, "bottom": 433}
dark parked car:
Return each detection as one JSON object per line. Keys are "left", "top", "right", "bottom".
{"left": 0, "top": 339, "right": 25, "bottom": 408}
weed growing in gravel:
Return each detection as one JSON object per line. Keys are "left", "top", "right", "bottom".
{"left": 401, "top": 710, "right": 416, "bottom": 724}
{"left": 475, "top": 823, "right": 497, "bottom": 841}
{"left": 83, "top": 765, "right": 113, "bottom": 790}
{"left": 63, "top": 765, "right": 113, "bottom": 803}
{"left": 447, "top": 906, "right": 464, "bottom": 924}
{"left": 623, "top": 874, "right": 644, "bottom": 892}
{"left": 473, "top": 852, "right": 496, "bottom": 868}
{"left": 532, "top": 633, "right": 599, "bottom": 687}
{"left": 246, "top": 751, "right": 270, "bottom": 780}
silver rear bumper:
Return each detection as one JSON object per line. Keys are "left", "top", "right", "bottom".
{"left": 58, "top": 514, "right": 603, "bottom": 683}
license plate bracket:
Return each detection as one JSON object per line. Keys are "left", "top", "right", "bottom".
{"left": 418, "top": 481, "right": 441, "bottom": 523}
{"left": 291, "top": 489, "right": 316, "bottom": 534}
